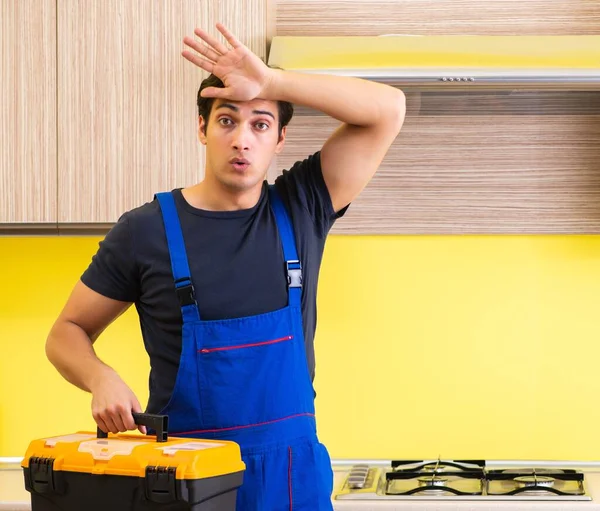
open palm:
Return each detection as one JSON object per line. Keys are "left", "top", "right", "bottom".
{"left": 182, "top": 23, "right": 273, "bottom": 101}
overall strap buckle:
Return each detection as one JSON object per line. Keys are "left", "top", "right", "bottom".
{"left": 286, "top": 260, "right": 302, "bottom": 288}
{"left": 174, "top": 277, "right": 196, "bottom": 307}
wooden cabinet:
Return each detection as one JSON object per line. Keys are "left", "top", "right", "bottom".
{"left": 0, "top": 0, "right": 57, "bottom": 224}
{"left": 3, "top": 0, "right": 599, "bottom": 232}
{"left": 276, "top": 0, "right": 599, "bottom": 36}
{"left": 276, "top": 0, "right": 600, "bottom": 234}
{"left": 1, "top": 0, "right": 267, "bottom": 226}
{"left": 280, "top": 92, "right": 600, "bottom": 234}
{"left": 57, "top": 0, "right": 267, "bottom": 223}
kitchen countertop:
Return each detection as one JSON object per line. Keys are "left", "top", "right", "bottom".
{"left": 3, "top": 463, "right": 600, "bottom": 510}
{"left": 0, "top": 466, "right": 28, "bottom": 511}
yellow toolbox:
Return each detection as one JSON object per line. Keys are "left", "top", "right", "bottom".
{"left": 21, "top": 414, "right": 245, "bottom": 510}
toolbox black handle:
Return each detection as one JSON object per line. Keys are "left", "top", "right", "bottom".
{"left": 96, "top": 413, "right": 169, "bottom": 442}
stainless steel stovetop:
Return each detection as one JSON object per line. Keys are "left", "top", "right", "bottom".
{"left": 334, "top": 459, "right": 592, "bottom": 501}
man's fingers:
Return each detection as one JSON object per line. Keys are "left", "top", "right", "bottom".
{"left": 109, "top": 408, "right": 127, "bottom": 433}
{"left": 93, "top": 413, "right": 109, "bottom": 435}
{"left": 183, "top": 36, "right": 219, "bottom": 63}
{"left": 216, "top": 23, "right": 242, "bottom": 49}
{"left": 93, "top": 407, "right": 118, "bottom": 434}
{"left": 200, "top": 86, "right": 230, "bottom": 99}
{"left": 101, "top": 414, "right": 119, "bottom": 434}
{"left": 121, "top": 409, "right": 136, "bottom": 431}
{"left": 193, "top": 28, "right": 229, "bottom": 55}
{"left": 182, "top": 51, "right": 214, "bottom": 73}
{"left": 131, "top": 401, "right": 147, "bottom": 434}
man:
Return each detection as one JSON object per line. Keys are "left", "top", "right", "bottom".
{"left": 46, "top": 23, "right": 405, "bottom": 510}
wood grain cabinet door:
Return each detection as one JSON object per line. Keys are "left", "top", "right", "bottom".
{"left": 0, "top": 0, "right": 57, "bottom": 224}
{"left": 57, "top": 0, "right": 267, "bottom": 223}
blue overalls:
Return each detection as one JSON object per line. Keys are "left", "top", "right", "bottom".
{"left": 155, "top": 186, "right": 334, "bottom": 510}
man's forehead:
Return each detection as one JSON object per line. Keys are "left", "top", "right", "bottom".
{"left": 213, "top": 98, "right": 277, "bottom": 117}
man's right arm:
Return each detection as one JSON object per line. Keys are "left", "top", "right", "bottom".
{"left": 46, "top": 280, "right": 146, "bottom": 434}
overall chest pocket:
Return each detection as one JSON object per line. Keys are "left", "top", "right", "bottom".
{"left": 195, "top": 310, "right": 313, "bottom": 429}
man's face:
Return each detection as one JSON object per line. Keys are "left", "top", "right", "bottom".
{"left": 199, "top": 98, "right": 286, "bottom": 192}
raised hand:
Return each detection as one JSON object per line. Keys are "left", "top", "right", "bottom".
{"left": 182, "top": 23, "right": 275, "bottom": 102}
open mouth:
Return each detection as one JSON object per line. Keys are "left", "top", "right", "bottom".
{"left": 230, "top": 158, "right": 250, "bottom": 171}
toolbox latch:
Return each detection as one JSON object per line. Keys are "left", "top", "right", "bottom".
{"left": 144, "top": 466, "right": 179, "bottom": 503}
{"left": 26, "top": 456, "right": 63, "bottom": 495}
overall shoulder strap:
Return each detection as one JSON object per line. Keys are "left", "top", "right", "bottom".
{"left": 155, "top": 192, "right": 201, "bottom": 322}
{"left": 268, "top": 185, "right": 302, "bottom": 308}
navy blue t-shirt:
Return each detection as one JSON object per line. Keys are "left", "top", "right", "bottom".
{"left": 81, "top": 151, "right": 347, "bottom": 413}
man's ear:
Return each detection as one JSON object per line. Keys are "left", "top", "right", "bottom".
{"left": 198, "top": 116, "right": 208, "bottom": 145}
{"left": 275, "top": 126, "right": 287, "bottom": 154}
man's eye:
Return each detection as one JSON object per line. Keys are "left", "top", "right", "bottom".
{"left": 219, "top": 118, "right": 233, "bottom": 126}
{"left": 256, "top": 122, "right": 269, "bottom": 130}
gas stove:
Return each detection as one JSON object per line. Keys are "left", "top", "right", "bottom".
{"left": 334, "top": 459, "right": 592, "bottom": 501}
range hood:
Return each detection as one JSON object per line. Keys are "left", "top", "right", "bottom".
{"left": 267, "top": 35, "right": 600, "bottom": 90}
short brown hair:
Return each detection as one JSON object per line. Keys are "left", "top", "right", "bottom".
{"left": 197, "top": 74, "right": 294, "bottom": 137}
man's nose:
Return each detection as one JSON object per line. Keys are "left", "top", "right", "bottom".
{"left": 232, "top": 125, "right": 251, "bottom": 151}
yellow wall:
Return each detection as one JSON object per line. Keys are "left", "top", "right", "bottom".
{"left": 2, "top": 235, "right": 600, "bottom": 460}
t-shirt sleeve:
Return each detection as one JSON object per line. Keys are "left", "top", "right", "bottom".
{"left": 80, "top": 213, "right": 140, "bottom": 302}
{"left": 275, "top": 151, "right": 349, "bottom": 236}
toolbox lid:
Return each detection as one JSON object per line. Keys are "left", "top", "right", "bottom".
{"left": 22, "top": 431, "right": 245, "bottom": 480}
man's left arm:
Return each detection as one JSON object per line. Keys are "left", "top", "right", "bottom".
{"left": 265, "top": 70, "right": 406, "bottom": 212}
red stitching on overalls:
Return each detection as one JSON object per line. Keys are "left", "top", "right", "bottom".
{"left": 174, "top": 412, "right": 315, "bottom": 435}
{"left": 288, "top": 446, "right": 293, "bottom": 510}
{"left": 198, "top": 335, "right": 293, "bottom": 353}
